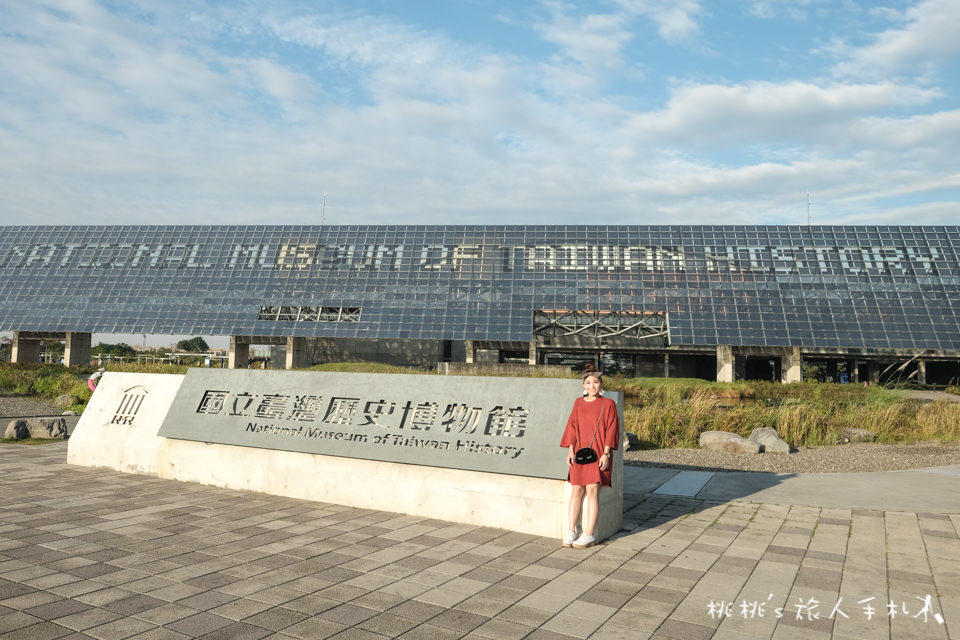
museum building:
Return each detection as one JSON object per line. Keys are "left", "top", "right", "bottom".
{"left": 2, "top": 225, "right": 959, "bottom": 384}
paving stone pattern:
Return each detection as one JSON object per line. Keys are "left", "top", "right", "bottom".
{"left": 1, "top": 444, "right": 958, "bottom": 639}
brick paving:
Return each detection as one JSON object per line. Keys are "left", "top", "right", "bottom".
{"left": 1, "top": 444, "right": 958, "bottom": 639}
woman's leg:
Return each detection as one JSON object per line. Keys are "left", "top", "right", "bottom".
{"left": 583, "top": 484, "right": 600, "bottom": 536}
{"left": 568, "top": 484, "right": 585, "bottom": 532}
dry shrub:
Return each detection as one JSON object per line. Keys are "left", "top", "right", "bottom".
{"left": 857, "top": 403, "right": 913, "bottom": 442}
{"left": 912, "top": 401, "right": 960, "bottom": 442}
{"left": 776, "top": 404, "right": 831, "bottom": 445}
{"left": 624, "top": 388, "right": 723, "bottom": 448}
{"left": 711, "top": 405, "right": 777, "bottom": 436}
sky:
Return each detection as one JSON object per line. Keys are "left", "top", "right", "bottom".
{"left": 2, "top": 0, "right": 960, "bottom": 227}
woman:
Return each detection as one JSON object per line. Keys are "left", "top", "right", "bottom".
{"left": 560, "top": 364, "right": 619, "bottom": 548}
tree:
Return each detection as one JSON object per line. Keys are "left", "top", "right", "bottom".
{"left": 176, "top": 337, "right": 209, "bottom": 352}
{"left": 44, "top": 340, "right": 65, "bottom": 355}
{"left": 92, "top": 342, "right": 137, "bottom": 358}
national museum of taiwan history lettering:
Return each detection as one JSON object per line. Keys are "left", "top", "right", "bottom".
{"left": 2, "top": 225, "right": 959, "bottom": 385}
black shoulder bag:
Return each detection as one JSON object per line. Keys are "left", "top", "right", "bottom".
{"left": 574, "top": 401, "right": 602, "bottom": 465}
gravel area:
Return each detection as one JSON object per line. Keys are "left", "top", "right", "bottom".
{"left": 624, "top": 441, "right": 960, "bottom": 473}
{"left": 0, "top": 393, "right": 65, "bottom": 418}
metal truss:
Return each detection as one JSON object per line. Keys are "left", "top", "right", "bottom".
{"left": 257, "top": 306, "right": 362, "bottom": 323}
{"left": 533, "top": 310, "right": 669, "bottom": 342}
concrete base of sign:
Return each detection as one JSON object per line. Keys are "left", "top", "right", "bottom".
{"left": 68, "top": 372, "right": 623, "bottom": 541}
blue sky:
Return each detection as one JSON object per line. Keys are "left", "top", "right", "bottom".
{"left": 2, "top": 0, "right": 960, "bottom": 226}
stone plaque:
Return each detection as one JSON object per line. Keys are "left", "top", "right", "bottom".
{"left": 158, "top": 369, "right": 621, "bottom": 480}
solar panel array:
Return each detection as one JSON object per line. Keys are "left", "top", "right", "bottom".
{"left": 1, "top": 225, "right": 959, "bottom": 350}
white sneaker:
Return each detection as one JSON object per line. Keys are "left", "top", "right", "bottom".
{"left": 572, "top": 533, "right": 596, "bottom": 549}
{"left": 561, "top": 529, "right": 579, "bottom": 547}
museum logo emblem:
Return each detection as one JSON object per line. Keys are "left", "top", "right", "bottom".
{"left": 111, "top": 386, "right": 148, "bottom": 426}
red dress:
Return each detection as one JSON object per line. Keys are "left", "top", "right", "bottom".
{"left": 560, "top": 396, "right": 619, "bottom": 487}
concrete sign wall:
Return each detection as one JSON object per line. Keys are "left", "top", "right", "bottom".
{"left": 72, "top": 369, "right": 625, "bottom": 540}
{"left": 158, "top": 369, "right": 617, "bottom": 480}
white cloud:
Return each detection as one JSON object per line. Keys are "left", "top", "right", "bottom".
{"left": 266, "top": 13, "right": 446, "bottom": 72}
{"left": 834, "top": 0, "right": 960, "bottom": 77}
{"left": 748, "top": 0, "right": 820, "bottom": 21}
{"left": 844, "top": 110, "right": 960, "bottom": 150}
{"left": 534, "top": 4, "right": 633, "bottom": 69}
{"left": 0, "top": 0, "right": 958, "bottom": 228}
{"left": 0, "top": 2, "right": 626, "bottom": 225}
{"left": 625, "top": 80, "right": 942, "bottom": 149}
{"left": 229, "top": 58, "right": 318, "bottom": 116}
{"left": 534, "top": 0, "right": 702, "bottom": 70}
{"left": 614, "top": 0, "right": 702, "bottom": 43}
{"left": 839, "top": 201, "right": 960, "bottom": 225}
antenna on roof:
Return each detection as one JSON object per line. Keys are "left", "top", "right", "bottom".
{"left": 806, "top": 189, "right": 812, "bottom": 226}
{"left": 321, "top": 192, "right": 326, "bottom": 227}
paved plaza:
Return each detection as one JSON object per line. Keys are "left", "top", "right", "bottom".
{"left": 1, "top": 444, "right": 958, "bottom": 640}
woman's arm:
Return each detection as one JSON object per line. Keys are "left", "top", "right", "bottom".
{"left": 559, "top": 399, "right": 580, "bottom": 448}
{"left": 598, "top": 398, "right": 618, "bottom": 470}
{"left": 602, "top": 397, "right": 619, "bottom": 450}
{"left": 599, "top": 437, "right": 613, "bottom": 470}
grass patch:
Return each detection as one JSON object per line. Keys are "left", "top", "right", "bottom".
{"left": 1, "top": 438, "right": 66, "bottom": 445}
{"left": 614, "top": 379, "right": 960, "bottom": 448}
{"left": 0, "top": 362, "right": 196, "bottom": 416}
{"left": 0, "top": 363, "right": 92, "bottom": 407}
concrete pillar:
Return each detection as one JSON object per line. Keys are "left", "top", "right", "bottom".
{"left": 847, "top": 360, "right": 858, "bottom": 383}
{"left": 867, "top": 361, "right": 880, "bottom": 384}
{"left": 285, "top": 337, "right": 312, "bottom": 369}
{"left": 917, "top": 360, "right": 927, "bottom": 385}
{"left": 716, "top": 345, "right": 734, "bottom": 382}
{"left": 465, "top": 340, "right": 475, "bottom": 364}
{"left": 64, "top": 332, "right": 92, "bottom": 367}
{"left": 528, "top": 340, "right": 537, "bottom": 365}
{"left": 11, "top": 332, "right": 43, "bottom": 364}
{"left": 228, "top": 336, "right": 249, "bottom": 369}
{"left": 782, "top": 347, "right": 802, "bottom": 383}
{"left": 663, "top": 353, "right": 670, "bottom": 378}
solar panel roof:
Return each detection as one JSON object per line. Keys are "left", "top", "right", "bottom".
{"left": 1, "top": 225, "right": 958, "bottom": 350}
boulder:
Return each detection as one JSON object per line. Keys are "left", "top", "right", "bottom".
{"left": 624, "top": 432, "right": 641, "bottom": 450}
{"left": 55, "top": 394, "right": 78, "bottom": 407}
{"left": 699, "top": 430, "right": 761, "bottom": 454}
{"left": 4, "top": 418, "right": 69, "bottom": 440}
{"left": 749, "top": 427, "right": 791, "bottom": 453}
{"left": 62, "top": 410, "right": 80, "bottom": 416}
{"left": 838, "top": 427, "right": 876, "bottom": 444}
